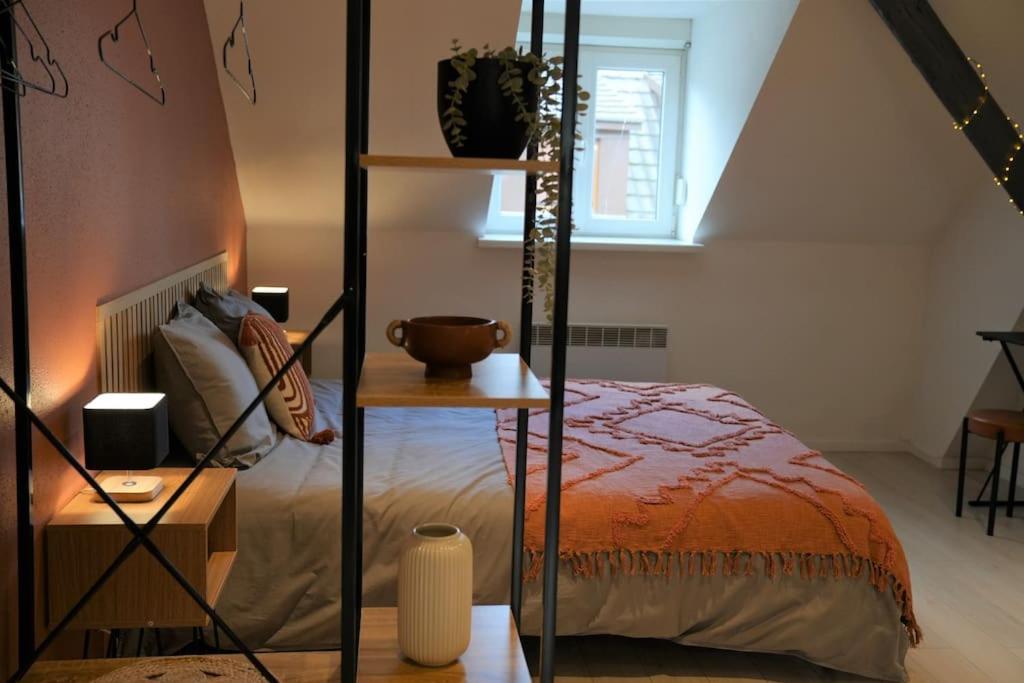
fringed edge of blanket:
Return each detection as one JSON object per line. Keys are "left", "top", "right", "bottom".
{"left": 523, "top": 549, "right": 922, "bottom": 647}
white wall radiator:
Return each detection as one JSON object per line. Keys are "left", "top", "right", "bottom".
{"left": 529, "top": 323, "right": 669, "bottom": 381}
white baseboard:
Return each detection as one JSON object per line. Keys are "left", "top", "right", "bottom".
{"left": 908, "top": 443, "right": 948, "bottom": 469}
{"left": 909, "top": 443, "right": 1019, "bottom": 475}
{"left": 801, "top": 438, "right": 910, "bottom": 454}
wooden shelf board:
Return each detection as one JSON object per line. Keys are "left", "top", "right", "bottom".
{"left": 205, "top": 550, "right": 236, "bottom": 615}
{"left": 359, "top": 605, "right": 531, "bottom": 681}
{"left": 360, "top": 153, "right": 557, "bottom": 174}
{"left": 357, "top": 352, "right": 549, "bottom": 408}
{"left": 26, "top": 607, "right": 529, "bottom": 682}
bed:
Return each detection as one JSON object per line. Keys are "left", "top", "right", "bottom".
{"left": 215, "top": 379, "right": 916, "bottom": 682}
{"left": 94, "top": 254, "right": 917, "bottom": 682}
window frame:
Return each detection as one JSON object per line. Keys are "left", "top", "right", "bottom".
{"left": 485, "top": 43, "right": 686, "bottom": 241}
{"left": 577, "top": 46, "right": 683, "bottom": 238}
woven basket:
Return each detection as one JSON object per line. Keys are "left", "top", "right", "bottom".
{"left": 92, "top": 656, "right": 264, "bottom": 682}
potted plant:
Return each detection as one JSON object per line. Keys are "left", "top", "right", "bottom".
{"left": 437, "top": 43, "right": 539, "bottom": 158}
{"left": 439, "top": 41, "right": 590, "bottom": 318}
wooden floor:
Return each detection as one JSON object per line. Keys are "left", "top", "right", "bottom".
{"left": 522, "top": 452, "right": 1024, "bottom": 682}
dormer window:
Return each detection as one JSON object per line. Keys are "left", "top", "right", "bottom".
{"left": 486, "top": 43, "right": 685, "bottom": 241}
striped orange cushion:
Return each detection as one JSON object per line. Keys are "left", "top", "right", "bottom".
{"left": 238, "top": 313, "right": 334, "bottom": 444}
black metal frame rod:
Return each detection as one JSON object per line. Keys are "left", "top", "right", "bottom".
{"left": 357, "top": 1, "right": 369, "bottom": 370}
{"left": 341, "top": 0, "right": 368, "bottom": 680}
{"left": 354, "top": 0, "right": 370, "bottom": 657}
{"left": 999, "top": 341, "right": 1024, "bottom": 393}
{"left": 510, "top": 0, "right": 545, "bottom": 630}
{"left": 356, "top": 0, "right": 370, "bottom": 645}
{"left": 539, "top": 1, "right": 581, "bottom": 680}
{"left": 1, "top": 4, "right": 34, "bottom": 672}
{"left": 4, "top": 292, "right": 348, "bottom": 681}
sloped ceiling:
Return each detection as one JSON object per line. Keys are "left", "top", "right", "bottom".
{"left": 699, "top": 0, "right": 981, "bottom": 243}
{"left": 207, "top": 0, "right": 1022, "bottom": 251}
{"left": 681, "top": 0, "right": 798, "bottom": 243}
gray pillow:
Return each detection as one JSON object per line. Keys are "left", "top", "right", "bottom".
{"left": 193, "top": 282, "right": 272, "bottom": 345}
{"left": 153, "top": 302, "right": 277, "bottom": 468}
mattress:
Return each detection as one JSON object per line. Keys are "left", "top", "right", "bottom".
{"left": 215, "top": 380, "right": 909, "bottom": 681}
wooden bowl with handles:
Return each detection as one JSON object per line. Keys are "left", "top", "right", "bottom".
{"left": 386, "top": 316, "right": 512, "bottom": 379}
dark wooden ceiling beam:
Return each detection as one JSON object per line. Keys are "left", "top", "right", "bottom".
{"left": 870, "top": 0, "right": 1024, "bottom": 213}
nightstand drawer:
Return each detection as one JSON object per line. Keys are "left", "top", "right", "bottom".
{"left": 46, "top": 468, "right": 236, "bottom": 630}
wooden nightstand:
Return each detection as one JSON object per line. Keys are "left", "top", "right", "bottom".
{"left": 285, "top": 328, "right": 313, "bottom": 375}
{"left": 46, "top": 468, "right": 236, "bottom": 630}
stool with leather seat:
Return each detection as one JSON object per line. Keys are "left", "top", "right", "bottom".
{"left": 957, "top": 409, "right": 1023, "bottom": 536}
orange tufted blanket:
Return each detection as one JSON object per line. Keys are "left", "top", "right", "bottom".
{"left": 496, "top": 380, "right": 920, "bottom": 644}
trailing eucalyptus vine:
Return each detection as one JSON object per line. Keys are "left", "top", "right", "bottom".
{"left": 443, "top": 40, "right": 590, "bottom": 319}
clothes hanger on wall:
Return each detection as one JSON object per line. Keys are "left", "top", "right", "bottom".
{"left": 222, "top": 0, "right": 256, "bottom": 104}
{"left": 98, "top": 0, "right": 165, "bottom": 105}
{"left": 0, "top": 0, "right": 69, "bottom": 98}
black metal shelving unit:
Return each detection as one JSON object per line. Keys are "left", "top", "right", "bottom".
{"left": 2, "top": 4, "right": 323, "bottom": 680}
{"left": 339, "top": 1, "right": 582, "bottom": 681}
{"left": 4, "top": 0, "right": 580, "bottom": 680}
{"left": 2, "top": 5, "right": 36, "bottom": 675}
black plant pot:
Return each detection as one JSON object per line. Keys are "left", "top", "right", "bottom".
{"left": 437, "top": 57, "right": 538, "bottom": 159}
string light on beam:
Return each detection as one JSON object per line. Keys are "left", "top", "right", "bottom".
{"left": 993, "top": 116, "right": 1024, "bottom": 216}
{"left": 953, "top": 57, "right": 989, "bottom": 131}
{"left": 956, "top": 57, "right": 1024, "bottom": 216}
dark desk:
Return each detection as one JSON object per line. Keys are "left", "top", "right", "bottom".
{"left": 977, "top": 332, "right": 1024, "bottom": 343}
{"left": 977, "top": 331, "right": 1024, "bottom": 392}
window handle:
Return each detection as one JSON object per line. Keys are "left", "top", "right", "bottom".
{"left": 675, "top": 177, "right": 687, "bottom": 207}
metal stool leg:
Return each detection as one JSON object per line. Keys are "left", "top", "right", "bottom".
{"left": 1009, "top": 442, "right": 1020, "bottom": 518}
{"left": 957, "top": 417, "right": 970, "bottom": 516}
{"left": 989, "top": 432, "right": 1005, "bottom": 536}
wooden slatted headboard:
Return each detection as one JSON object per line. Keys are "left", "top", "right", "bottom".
{"left": 96, "top": 252, "right": 229, "bottom": 392}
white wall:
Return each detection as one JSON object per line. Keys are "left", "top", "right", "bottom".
{"left": 207, "top": 0, "right": 936, "bottom": 452}
{"left": 902, "top": 0, "right": 1024, "bottom": 468}
{"left": 681, "top": 0, "right": 797, "bottom": 243}
{"left": 204, "top": 0, "right": 346, "bottom": 373}
{"left": 365, "top": 231, "right": 928, "bottom": 451}
{"left": 698, "top": 0, "right": 977, "bottom": 244}
{"left": 908, "top": 174, "right": 1024, "bottom": 466}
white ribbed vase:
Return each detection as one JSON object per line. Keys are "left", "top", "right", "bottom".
{"left": 397, "top": 523, "right": 473, "bottom": 666}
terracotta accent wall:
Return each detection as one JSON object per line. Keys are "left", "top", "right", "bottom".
{"left": 0, "top": 1, "right": 245, "bottom": 675}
